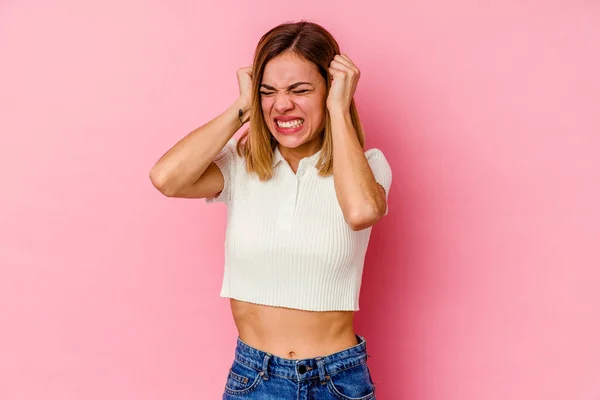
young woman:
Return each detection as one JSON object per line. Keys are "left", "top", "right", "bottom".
{"left": 150, "top": 20, "right": 391, "bottom": 400}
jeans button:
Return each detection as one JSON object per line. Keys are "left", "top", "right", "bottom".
{"left": 298, "top": 365, "right": 307, "bottom": 374}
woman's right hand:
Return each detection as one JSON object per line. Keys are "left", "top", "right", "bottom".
{"left": 236, "top": 66, "right": 253, "bottom": 108}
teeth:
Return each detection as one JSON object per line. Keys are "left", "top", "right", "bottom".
{"left": 276, "top": 119, "right": 304, "bottom": 128}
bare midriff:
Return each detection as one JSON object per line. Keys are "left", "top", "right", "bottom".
{"left": 230, "top": 298, "right": 358, "bottom": 359}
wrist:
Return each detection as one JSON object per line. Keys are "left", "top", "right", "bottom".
{"left": 232, "top": 97, "right": 251, "bottom": 125}
{"left": 328, "top": 106, "right": 351, "bottom": 120}
{"left": 234, "top": 96, "right": 251, "bottom": 113}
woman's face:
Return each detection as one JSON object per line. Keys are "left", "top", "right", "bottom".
{"left": 260, "top": 52, "right": 327, "bottom": 151}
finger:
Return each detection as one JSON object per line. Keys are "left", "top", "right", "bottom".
{"left": 331, "top": 57, "right": 360, "bottom": 76}
{"left": 340, "top": 53, "right": 356, "bottom": 67}
{"left": 328, "top": 66, "right": 346, "bottom": 77}
{"left": 339, "top": 53, "right": 360, "bottom": 76}
{"left": 330, "top": 59, "right": 352, "bottom": 72}
{"left": 330, "top": 63, "right": 357, "bottom": 81}
{"left": 332, "top": 55, "right": 353, "bottom": 69}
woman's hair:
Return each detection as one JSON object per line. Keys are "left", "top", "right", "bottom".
{"left": 237, "top": 20, "right": 365, "bottom": 181}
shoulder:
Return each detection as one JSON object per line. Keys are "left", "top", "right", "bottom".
{"left": 223, "top": 136, "right": 241, "bottom": 152}
{"left": 364, "top": 148, "right": 389, "bottom": 163}
{"left": 219, "top": 136, "right": 247, "bottom": 161}
{"left": 364, "top": 147, "right": 385, "bottom": 156}
{"left": 364, "top": 148, "right": 392, "bottom": 187}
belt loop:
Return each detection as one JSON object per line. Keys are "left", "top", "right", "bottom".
{"left": 261, "top": 353, "right": 271, "bottom": 380}
{"left": 315, "top": 357, "right": 328, "bottom": 385}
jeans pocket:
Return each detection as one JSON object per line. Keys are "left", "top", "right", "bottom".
{"left": 224, "top": 360, "right": 263, "bottom": 395}
{"left": 327, "top": 362, "right": 376, "bottom": 400}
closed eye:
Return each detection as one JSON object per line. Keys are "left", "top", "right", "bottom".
{"left": 260, "top": 90, "right": 311, "bottom": 96}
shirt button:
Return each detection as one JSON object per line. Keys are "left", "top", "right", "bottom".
{"left": 297, "top": 169, "right": 305, "bottom": 177}
{"left": 298, "top": 365, "right": 307, "bottom": 374}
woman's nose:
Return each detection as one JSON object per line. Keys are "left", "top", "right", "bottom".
{"left": 274, "top": 94, "right": 294, "bottom": 112}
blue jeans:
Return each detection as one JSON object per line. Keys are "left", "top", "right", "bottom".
{"left": 222, "top": 334, "right": 376, "bottom": 399}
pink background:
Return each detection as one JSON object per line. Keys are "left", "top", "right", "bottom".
{"left": 1, "top": 1, "right": 599, "bottom": 399}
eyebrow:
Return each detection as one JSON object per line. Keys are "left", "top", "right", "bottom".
{"left": 260, "top": 82, "right": 314, "bottom": 91}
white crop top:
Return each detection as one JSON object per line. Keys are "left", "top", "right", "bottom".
{"left": 205, "top": 137, "right": 392, "bottom": 311}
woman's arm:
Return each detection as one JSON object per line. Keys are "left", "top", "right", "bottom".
{"left": 326, "top": 54, "right": 387, "bottom": 230}
{"left": 330, "top": 109, "right": 387, "bottom": 231}
{"left": 149, "top": 97, "right": 249, "bottom": 198}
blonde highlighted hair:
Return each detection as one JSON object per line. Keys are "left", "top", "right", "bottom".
{"left": 237, "top": 20, "right": 365, "bottom": 181}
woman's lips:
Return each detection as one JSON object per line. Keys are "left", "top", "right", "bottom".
{"left": 274, "top": 118, "right": 304, "bottom": 134}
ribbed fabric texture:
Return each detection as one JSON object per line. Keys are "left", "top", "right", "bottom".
{"left": 205, "top": 138, "right": 392, "bottom": 312}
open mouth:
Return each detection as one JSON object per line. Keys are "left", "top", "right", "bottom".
{"left": 275, "top": 118, "right": 304, "bottom": 129}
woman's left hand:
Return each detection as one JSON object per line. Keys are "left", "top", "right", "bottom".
{"left": 327, "top": 53, "right": 360, "bottom": 113}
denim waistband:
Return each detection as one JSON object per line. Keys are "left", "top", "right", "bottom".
{"left": 233, "top": 334, "right": 369, "bottom": 382}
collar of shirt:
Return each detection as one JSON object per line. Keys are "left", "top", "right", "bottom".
{"left": 272, "top": 146, "right": 323, "bottom": 168}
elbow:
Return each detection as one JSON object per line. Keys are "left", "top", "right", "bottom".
{"left": 345, "top": 203, "right": 385, "bottom": 231}
{"left": 149, "top": 166, "right": 178, "bottom": 197}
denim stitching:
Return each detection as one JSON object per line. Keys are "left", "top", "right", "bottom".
{"left": 228, "top": 368, "right": 249, "bottom": 384}
{"left": 327, "top": 378, "right": 375, "bottom": 400}
{"left": 233, "top": 357, "right": 369, "bottom": 381}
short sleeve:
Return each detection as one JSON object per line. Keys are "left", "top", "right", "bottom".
{"left": 365, "top": 148, "right": 392, "bottom": 215}
{"left": 205, "top": 137, "right": 239, "bottom": 205}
